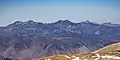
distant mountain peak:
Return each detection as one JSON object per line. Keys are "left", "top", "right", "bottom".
{"left": 11, "top": 20, "right": 37, "bottom": 25}
{"left": 83, "top": 20, "right": 91, "bottom": 23}
{"left": 102, "top": 22, "right": 120, "bottom": 27}
{"left": 103, "top": 22, "right": 112, "bottom": 24}
{"left": 25, "top": 20, "right": 37, "bottom": 24}
{"left": 55, "top": 20, "right": 73, "bottom": 24}
{"left": 64, "top": 20, "right": 72, "bottom": 22}
{"left": 13, "top": 21, "right": 23, "bottom": 25}
{"left": 7, "top": 20, "right": 38, "bottom": 28}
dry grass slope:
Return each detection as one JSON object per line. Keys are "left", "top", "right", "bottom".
{"left": 37, "top": 43, "right": 120, "bottom": 60}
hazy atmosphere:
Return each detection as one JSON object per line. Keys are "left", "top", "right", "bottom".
{"left": 0, "top": 0, "right": 120, "bottom": 26}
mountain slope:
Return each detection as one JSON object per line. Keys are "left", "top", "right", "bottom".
{"left": 0, "top": 36, "right": 91, "bottom": 59}
{"left": 94, "top": 42, "right": 120, "bottom": 54}
{"left": 38, "top": 43, "right": 120, "bottom": 60}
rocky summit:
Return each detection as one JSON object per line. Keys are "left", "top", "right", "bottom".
{"left": 0, "top": 20, "right": 120, "bottom": 60}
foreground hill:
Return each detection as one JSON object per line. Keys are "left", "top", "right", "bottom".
{"left": 38, "top": 43, "right": 120, "bottom": 60}
{"left": 94, "top": 42, "right": 120, "bottom": 54}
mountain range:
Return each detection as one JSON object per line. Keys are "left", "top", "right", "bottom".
{"left": 0, "top": 20, "right": 120, "bottom": 60}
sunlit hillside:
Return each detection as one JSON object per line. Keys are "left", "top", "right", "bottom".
{"left": 37, "top": 43, "right": 120, "bottom": 60}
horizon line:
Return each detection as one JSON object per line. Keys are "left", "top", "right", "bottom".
{"left": 1, "top": 19, "right": 120, "bottom": 27}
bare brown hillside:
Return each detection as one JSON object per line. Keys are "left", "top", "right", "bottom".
{"left": 94, "top": 42, "right": 120, "bottom": 54}
{"left": 37, "top": 43, "right": 120, "bottom": 60}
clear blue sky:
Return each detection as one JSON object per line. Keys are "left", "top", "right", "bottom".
{"left": 0, "top": 0, "right": 120, "bottom": 26}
